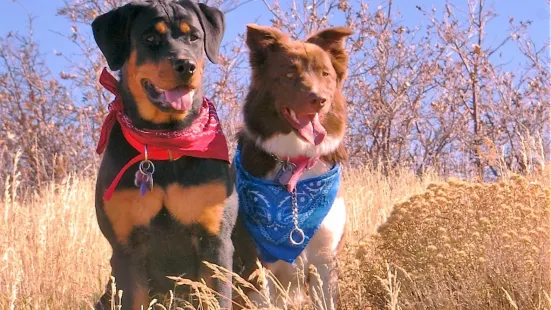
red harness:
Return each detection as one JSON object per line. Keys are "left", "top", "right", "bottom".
{"left": 96, "top": 68, "right": 229, "bottom": 201}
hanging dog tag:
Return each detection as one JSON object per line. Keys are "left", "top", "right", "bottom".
{"left": 134, "top": 170, "right": 153, "bottom": 196}
{"left": 134, "top": 160, "right": 155, "bottom": 196}
{"left": 274, "top": 161, "right": 295, "bottom": 186}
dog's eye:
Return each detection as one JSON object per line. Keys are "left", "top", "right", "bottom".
{"left": 322, "top": 71, "right": 330, "bottom": 77}
{"left": 286, "top": 73, "right": 295, "bottom": 78}
{"left": 144, "top": 35, "right": 160, "bottom": 45}
{"left": 190, "top": 34, "right": 199, "bottom": 42}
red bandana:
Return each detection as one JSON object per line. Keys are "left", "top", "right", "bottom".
{"left": 96, "top": 68, "right": 229, "bottom": 201}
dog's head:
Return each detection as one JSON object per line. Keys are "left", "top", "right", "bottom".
{"left": 92, "top": 0, "right": 225, "bottom": 126}
{"left": 243, "top": 24, "right": 352, "bottom": 158}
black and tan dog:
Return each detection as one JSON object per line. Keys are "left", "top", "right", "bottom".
{"left": 91, "top": 1, "right": 236, "bottom": 309}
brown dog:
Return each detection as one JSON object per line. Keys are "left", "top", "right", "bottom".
{"left": 232, "top": 24, "right": 352, "bottom": 310}
{"left": 91, "top": 1, "right": 236, "bottom": 309}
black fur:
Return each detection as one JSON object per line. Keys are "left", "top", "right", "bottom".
{"left": 92, "top": 0, "right": 225, "bottom": 71}
{"left": 91, "top": 1, "right": 235, "bottom": 309}
{"left": 94, "top": 124, "right": 236, "bottom": 309}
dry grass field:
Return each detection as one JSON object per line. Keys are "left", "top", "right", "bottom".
{"left": 1, "top": 157, "right": 549, "bottom": 309}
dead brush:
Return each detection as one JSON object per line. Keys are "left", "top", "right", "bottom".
{"left": 354, "top": 174, "right": 550, "bottom": 309}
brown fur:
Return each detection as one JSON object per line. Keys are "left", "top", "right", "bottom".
{"left": 239, "top": 24, "right": 351, "bottom": 177}
{"left": 188, "top": 56, "right": 204, "bottom": 90}
{"left": 123, "top": 47, "right": 204, "bottom": 124}
{"left": 232, "top": 24, "right": 353, "bottom": 309}
{"left": 133, "top": 284, "right": 151, "bottom": 310}
{"left": 104, "top": 183, "right": 227, "bottom": 245}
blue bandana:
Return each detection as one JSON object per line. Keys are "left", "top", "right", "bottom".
{"left": 234, "top": 147, "right": 341, "bottom": 264}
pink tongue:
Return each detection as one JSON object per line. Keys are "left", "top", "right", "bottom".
{"left": 163, "top": 88, "right": 194, "bottom": 111}
{"left": 296, "top": 113, "right": 327, "bottom": 145}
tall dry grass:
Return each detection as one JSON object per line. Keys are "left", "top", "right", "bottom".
{"left": 1, "top": 154, "right": 549, "bottom": 309}
{"left": 1, "top": 153, "right": 110, "bottom": 309}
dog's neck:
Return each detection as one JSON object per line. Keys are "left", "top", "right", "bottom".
{"left": 253, "top": 130, "right": 343, "bottom": 159}
{"left": 238, "top": 126, "right": 346, "bottom": 182}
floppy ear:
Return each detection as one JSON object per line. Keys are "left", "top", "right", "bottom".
{"left": 245, "top": 24, "right": 288, "bottom": 67}
{"left": 192, "top": 3, "right": 225, "bottom": 64}
{"left": 92, "top": 2, "right": 147, "bottom": 71}
{"left": 306, "top": 27, "right": 353, "bottom": 81}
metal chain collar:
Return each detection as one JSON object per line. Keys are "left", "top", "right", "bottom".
{"left": 270, "top": 153, "right": 307, "bottom": 246}
{"left": 289, "top": 189, "right": 305, "bottom": 246}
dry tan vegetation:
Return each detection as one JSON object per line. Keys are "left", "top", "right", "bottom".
{"left": 339, "top": 167, "right": 550, "bottom": 310}
{"left": 1, "top": 172, "right": 110, "bottom": 308}
{"left": 1, "top": 156, "right": 549, "bottom": 309}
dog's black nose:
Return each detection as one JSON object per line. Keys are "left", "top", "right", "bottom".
{"left": 173, "top": 59, "right": 196, "bottom": 77}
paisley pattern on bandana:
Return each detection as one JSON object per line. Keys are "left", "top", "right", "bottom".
{"left": 234, "top": 147, "right": 341, "bottom": 263}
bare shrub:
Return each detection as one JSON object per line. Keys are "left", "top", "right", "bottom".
{"left": 0, "top": 13, "right": 98, "bottom": 191}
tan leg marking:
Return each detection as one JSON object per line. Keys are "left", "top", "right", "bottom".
{"left": 164, "top": 182, "right": 227, "bottom": 235}
{"left": 103, "top": 187, "right": 164, "bottom": 243}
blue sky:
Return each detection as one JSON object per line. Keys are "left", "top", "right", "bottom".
{"left": 0, "top": 0, "right": 548, "bottom": 80}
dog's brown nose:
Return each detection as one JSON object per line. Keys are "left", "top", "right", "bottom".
{"left": 173, "top": 59, "right": 196, "bottom": 78}
{"left": 308, "top": 92, "right": 327, "bottom": 110}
